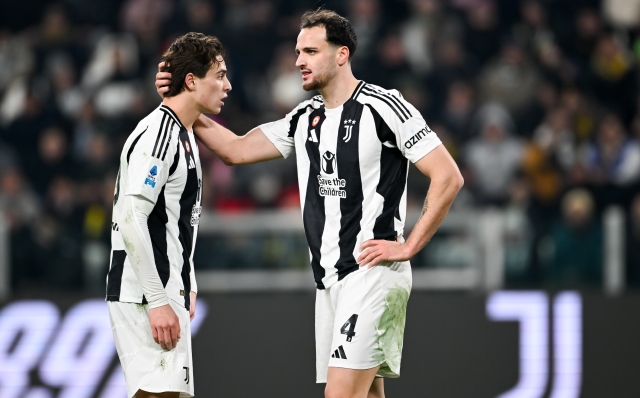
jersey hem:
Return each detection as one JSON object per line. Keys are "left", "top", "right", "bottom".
{"left": 105, "top": 295, "right": 185, "bottom": 308}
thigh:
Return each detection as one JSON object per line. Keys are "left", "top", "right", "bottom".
{"left": 329, "top": 264, "right": 412, "bottom": 378}
{"left": 109, "top": 301, "right": 194, "bottom": 398}
{"left": 316, "top": 288, "right": 337, "bottom": 383}
{"left": 325, "top": 366, "right": 380, "bottom": 398}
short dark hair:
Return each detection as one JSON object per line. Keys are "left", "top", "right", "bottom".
{"left": 160, "top": 32, "right": 224, "bottom": 97}
{"left": 300, "top": 9, "right": 357, "bottom": 60}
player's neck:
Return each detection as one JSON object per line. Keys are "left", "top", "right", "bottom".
{"left": 161, "top": 97, "right": 200, "bottom": 131}
{"left": 319, "top": 72, "right": 360, "bottom": 109}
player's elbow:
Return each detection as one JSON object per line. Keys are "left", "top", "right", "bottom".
{"left": 453, "top": 170, "right": 464, "bottom": 191}
{"left": 220, "top": 155, "right": 236, "bottom": 166}
{"left": 218, "top": 150, "right": 242, "bottom": 166}
{"left": 441, "top": 166, "right": 464, "bottom": 194}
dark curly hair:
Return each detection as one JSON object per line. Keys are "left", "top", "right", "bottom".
{"left": 300, "top": 9, "right": 357, "bottom": 60}
{"left": 160, "top": 32, "right": 225, "bottom": 97}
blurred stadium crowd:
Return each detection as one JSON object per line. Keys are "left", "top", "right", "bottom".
{"left": 1, "top": 0, "right": 640, "bottom": 293}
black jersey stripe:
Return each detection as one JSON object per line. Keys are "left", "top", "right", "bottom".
{"left": 366, "top": 104, "right": 408, "bottom": 240}
{"left": 304, "top": 107, "right": 327, "bottom": 289}
{"left": 360, "top": 89, "right": 406, "bottom": 122}
{"left": 106, "top": 250, "right": 126, "bottom": 301}
{"left": 148, "top": 186, "right": 171, "bottom": 287}
{"left": 160, "top": 105, "right": 186, "bottom": 129}
{"left": 127, "top": 127, "right": 147, "bottom": 164}
{"left": 336, "top": 101, "right": 364, "bottom": 281}
{"left": 362, "top": 86, "right": 409, "bottom": 121}
{"left": 350, "top": 81, "right": 365, "bottom": 100}
{"left": 168, "top": 142, "right": 180, "bottom": 176}
{"left": 177, "top": 128, "right": 198, "bottom": 311}
{"left": 363, "top": 85, "right": 410, "bottom": 120}
{"left": 156, "top": 118, "right": 171, "bottom": 160}
{"left": 288, "top": 104, "right": 313, "bottom": 138}
{"left": 160, "top": 121, "right": 175, "bottom": 161}
{"left": 152, "top": 113, "right": 167, "bottom": 158}
{"left": 365, "top": 85, "right": 412, "bottom": 118}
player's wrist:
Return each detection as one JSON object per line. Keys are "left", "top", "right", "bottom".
{"left": 147, "top": 296, "right": 170, "bottom": 310}
{"left": 401, "top": 240, "right": 418, "bottom": 260}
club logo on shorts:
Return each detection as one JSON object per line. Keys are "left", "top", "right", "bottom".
{"left": 184, "top": 367, "right": 190, "bottom": 384}
{"left": 312, "top": 115, "right": 321, "bottom": 127}
{"left": 321, "top": 151, "right": 336, "bottom": 174}
{"left": 144, "top": 165, "right": 158, "bottom": 188}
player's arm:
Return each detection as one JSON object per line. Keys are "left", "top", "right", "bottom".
{"left": 189, "top": 254, "right": 197, "bottom": 321}
{"left": 157, "top": 66, "right": 293, "bottom": 164}
{"left": 119, "top": 194, "right": 181, "bottom": 350}
{"left": 120, "top": 127, "right": 182, "bottom": 350}
{"left": 192, "top": 114, "right": 282, "bottom": 165}
{"left": 358, "top": 146, "right": 463, "bottom": 267}
{"left": 357, "top": 92, "right": 463, "bottom": 267}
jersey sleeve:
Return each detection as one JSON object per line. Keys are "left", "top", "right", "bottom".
{"left": 125, "top": 122, "right": 178, "bottom": 202}
{"left": 258, "top": 100, "right": 311, "bottom": 159}
{"left": 364, "top": 88, "right": 441, "bottom": 163}
{"left": 388, "top": 94, "right": 441, "bottom": 163}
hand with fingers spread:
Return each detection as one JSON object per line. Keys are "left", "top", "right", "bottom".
{"left": 155, "top": 62, "right": 172, "bottom": 97}
{"left": 189, "top": 291, "right": 197, "bottom": 321}
{"left": 148, "top": 304, "right": 181, "bottom": 350}
{"left": 357, "top": 239, "right": 413, "bottom": 269}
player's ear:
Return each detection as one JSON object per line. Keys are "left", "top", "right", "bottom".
{"left": 185, "top": 73, "right": 196, "bottom": 91}
{"left": 337, "top": 46, "right": 349, "bottom": 66}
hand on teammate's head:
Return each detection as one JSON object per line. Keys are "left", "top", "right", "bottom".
{"left": 155, "top": 62, "right": 172, "bottom": 98}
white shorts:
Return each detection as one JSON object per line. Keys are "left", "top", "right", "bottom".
{"left": 108, "top": 300, "right": 194, "bottom": 398}
{"left": 315, "top": 261, "right": 412, "bottom": 383}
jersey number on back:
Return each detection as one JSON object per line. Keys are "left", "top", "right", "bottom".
{"left": 340, "top": 314, "right": 358, "bottom": 342}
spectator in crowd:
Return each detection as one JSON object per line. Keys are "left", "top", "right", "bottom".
{"left": 582, "top": 114, "right": 640, "bottom": 187}
{"left": 589, "top": 32, "right": 636, "bottom": 117}
{"left": 0, "top": 167, "right": 40, "bottom": 231}
{"left": 548, "top": 188, "right": 602, "bottom": 286}
{"left": 477, "top": 41, "right": 541, "bottom": 117}
{"left": 503, "top": 176, "right": 534, "bottom": 281}
{"left": 572, "top": 8, "right": 602, "bottom": 68}
{"left": 463, "top": 0, "right": 501, "bottom": 65}
{"left": 463, "top": 104, "right": 525, "bottom": 205}
{"left": 441, "top": 80, "right": 476, "bottom": 143}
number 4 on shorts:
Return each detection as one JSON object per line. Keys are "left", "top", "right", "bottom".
{"left": 340, "top": 314, "right": 358, "bottom": 342}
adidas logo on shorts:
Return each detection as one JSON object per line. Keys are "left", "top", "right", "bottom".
{"left": 331, "top": 346, "right": 347, "bottom": 359}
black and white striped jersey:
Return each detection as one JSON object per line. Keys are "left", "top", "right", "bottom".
{"left": 261, "top": 81, "right": 441, "bottom": 289}
{"left": 106, "top": 104, "right": 202, "bottom": 310}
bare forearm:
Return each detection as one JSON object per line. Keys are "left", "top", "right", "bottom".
{"left": 404, "top": 174, "right": 462, "bottom": 257}
{"left": 194, "top": 115, "right": 282, "bottom": 165}
{"left": 193, "top": 115, "right": 243, "bottom": 165}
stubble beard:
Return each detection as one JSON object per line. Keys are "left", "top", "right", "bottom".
{"left": 302, "top": 68, "right": 334, "bottom": 91}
